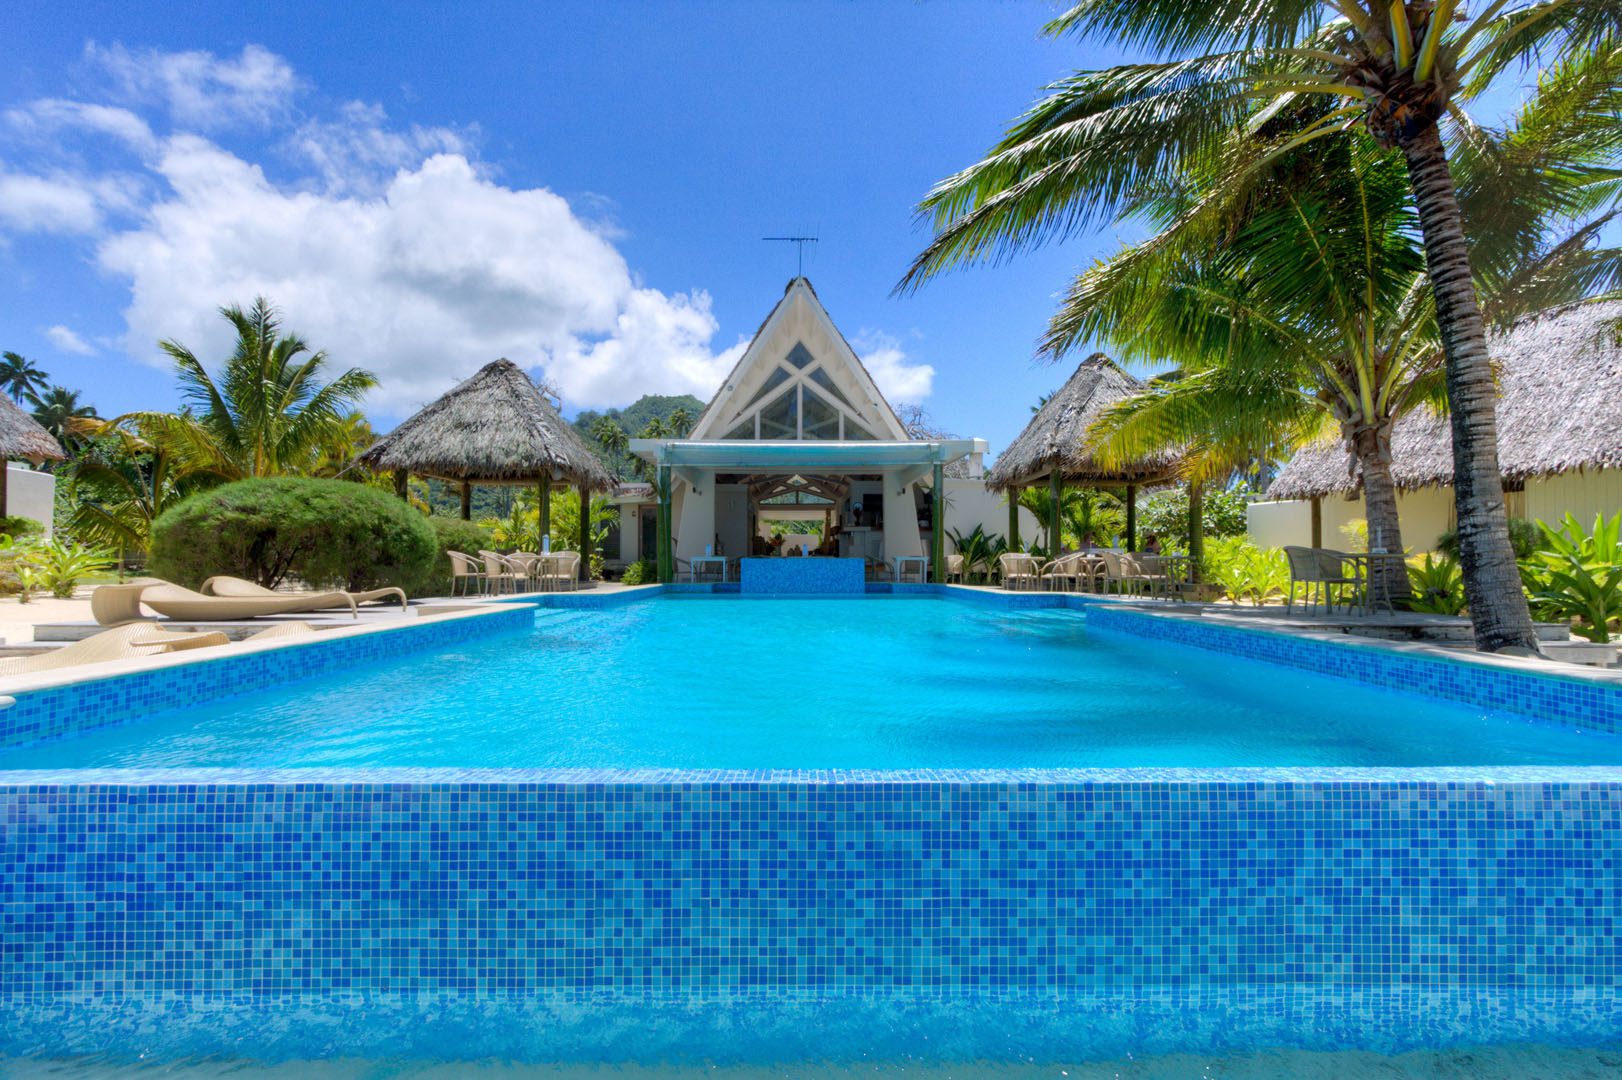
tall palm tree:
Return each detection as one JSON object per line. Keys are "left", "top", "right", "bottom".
{"left": 667, "top": 407, "right": 693, "bottom": 437}
{"left": 900, "top": 1, "right": 1618, "bottom": 650}
{"left": 590, "top": 416, "right": 631, "bottom": 478}
{"left": 28, "top": 386, "right": 98, "bottom": 455}
{"left": 143, "top": 297, "right": 377, "bottom": 479}
{"left": 0, "top": 352, "right": 50, "bottom": 404}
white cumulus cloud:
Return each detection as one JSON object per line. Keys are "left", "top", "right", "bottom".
{"left": 854, "top": 330, "right": 935, "bottom": 404}
{"left": 0, "top": 168, "right": 103, "bottom": 233}
{"left": 86, "top": 42, "right": 298, "bottom": 130}
{"left": 44, "top": 324, "right": 96, "bottom": 354}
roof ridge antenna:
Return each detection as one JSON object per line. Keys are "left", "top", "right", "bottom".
{"left": 763, "top": 235, "right": 818, "bottom": 277}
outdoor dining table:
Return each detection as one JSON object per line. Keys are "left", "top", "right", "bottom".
{"left": 1344, "top": 551, "right": 1410, "bottom": 614}
{"left": 689, "top": 555, "right": 728, "bottom": 583}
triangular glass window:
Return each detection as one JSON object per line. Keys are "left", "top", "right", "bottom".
{"left": 801, "top": 386, "right": 840, "bottom": 441}
{"left": 785, "top": 342, "right": 815, "bottom": 369}
{"left": 739, "top": 366, "right": 791, "bottom": 414}
{"left": 843, "top": 417, "right": 878, "bottom": 441}
{"left": 758, "top": 387, "right": 798, "bottom": 439}
{"left": 723, "top": 417, "right": 755, "bottom": 440}
{"left": 808, "top": 366, "right": 856, "bottom": 410}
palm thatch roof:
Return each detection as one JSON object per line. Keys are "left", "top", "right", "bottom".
{"left": 0, "top": 395, "right": 67, "bottom": 464}
{"left": 1270, "top": 299, "right": 1622, "bottom": 500}
{"left": 358, "top": 359, "right": 612, "bottom": 489}
{"left": 985, "top": 353, "right": 1183, "bottom": 492}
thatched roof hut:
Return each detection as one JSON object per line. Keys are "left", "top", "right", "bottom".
{"left": 359, "top": 359, "right": 612, "bottom": 491}
{"left": 985, "top": 353, "right": 1182, "bottom": 492}
{"left": 1270, "top": 299, "right": 1622, "bottom": 499}
{"left": 0, "top": 395, "right": 67, "bottom": 467}
{"left": 0, "top": 394, "right": 67, "bottom": 519}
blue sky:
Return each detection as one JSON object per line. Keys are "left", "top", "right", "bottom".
{"left": 0, "top": 2, "right": 1142, "bottom": 457}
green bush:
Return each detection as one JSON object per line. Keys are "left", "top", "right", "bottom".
{"left": 420, "top": 517, "right": 492, "bottom": 595}
{"left": 0, "top": 516, "right": 45, "bottom": 540}
{"left": 1201, "top": 536, "right": 1289, "bottom": 605}
{"left": 1138, "top": 487, "right": 1252, "bottom": 551}
{"left": 1406, "top": 553, "right": 1466, "bottom": 615}
{"left": 1520, "top": 513, "right": 1622, "bottom": 643}
{"left": 150, "top": 477, "right": 437, "bottom": 592}
{"left": 1436, "top": 518, "right": 1543, "bottom": 560}
{"left": 21, "top": 538, "right": 115, "bottom": 599}
{"left": 620, "top": 558, "right": 655, "bottom": 585}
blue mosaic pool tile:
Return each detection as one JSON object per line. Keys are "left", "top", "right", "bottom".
{"left": 0, "top": 606, "right": 533, "bottom": 750}
{"left": 740, "top": 557, "right": 865, "bottom": 594}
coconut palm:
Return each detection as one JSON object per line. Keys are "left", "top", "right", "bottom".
{"left": 28, "top": 386, "right": 97, "bottom": 455}
{"left": 69, "top": 416, "right": 225, "bottom": 558}
{"left": 667, "top": 407, "right": 693, "bottom": 437}
{"left": 142, "top": 297, "right": 377, "bottom": 479}
{"left": 0, "top": 353, "right": 50, "bottom": 404}
{"left": 900, "top": 2, "right": 1618, "bottom": 650}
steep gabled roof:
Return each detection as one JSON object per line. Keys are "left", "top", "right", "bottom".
{"left": 1269, "top": 299, "right": 1622, "bottom": 499}
{"left": 687, "top": 277, "right": 909, "bottom": 442}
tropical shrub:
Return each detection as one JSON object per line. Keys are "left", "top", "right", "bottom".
{"left": 0, "top": 516, "right": 44, "bottom": 540}
{"left": 948, "top": 525, "right": 1008, "bottom": 583}
{"left": 1520, "top": 514, "right": 1622, "bottom": 644}
{"left": 0, "top": 531, "right": 44, "bottom": 596}
{"left": 620, "top": 559, "right": 655, "bottom": 585}
{"left": 1437, "top": 518, "right": 1544, "bottom": 561}
{"left": 419, "top": 517, "right": 492, "bottom": 596}
{"left": 1201, "top": 536, "right": 1288, "bottom": 606}
{"left": 150, "top": 477, "right": 436, "bottom": 592}
{"left": 1138, "top": 487, "right": 1251, "bottom": 551}
{"left": 1406, "top": 554, "right": 1466, "bottom": 616}
{"left": 21, "top": 538, "right": 115, "bottom": 599}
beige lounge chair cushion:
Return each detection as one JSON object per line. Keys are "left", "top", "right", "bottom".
{"left": 0, "top": 622, "right": 230, "bottom": 676}
{"left": 203, "top": 575, "right": 406, "bottom": 608}
{"left": 142, "top": 583, "right": 358, "bottom": 621}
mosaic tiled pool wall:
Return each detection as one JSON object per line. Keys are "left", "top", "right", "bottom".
{"left": 0, "top": 606, "right": 533, "bottom": 750}
{"left": 4, "top": 776, "right": 1621, "bottom": 1057}
{"left": 1082, "top": 604, "right": 1622, "bottom": 733}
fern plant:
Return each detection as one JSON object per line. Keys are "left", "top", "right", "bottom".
{"left": 1520, "top": 514, "right": 1622, "bottom": 644}
{"left": 1201, "top": 536, "right": 1288, "bottom": 606}
{"left": 1407, "top": 554, "right": 1466, "bottom": 616}
{"left": 22, "top": 539, "right": 115, "bottom": 599}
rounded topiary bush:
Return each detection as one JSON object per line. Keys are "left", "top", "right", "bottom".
{"left": 150, "top": 477, "right": 437, "bottom": 592}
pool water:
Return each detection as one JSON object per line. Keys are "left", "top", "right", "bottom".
{"left": 9, "top": 595, "right": 1620, "bottom": 770}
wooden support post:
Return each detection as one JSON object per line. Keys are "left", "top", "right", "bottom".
{"left": 460, "top": 480, "right": 471, "bottom": 521}
{"left": 393, "top": 469, "right": 408, "bottom": 501}
{"left": 1048, "top": 471, "right": 1061, "bottom": 556}
{"left": 657, "top": 464, "right": 672, "bottom": 583}
{"left": 539, "top": 471, "right": 552, "bottom": 546}
{"left": 578, "top": 483, "right": 591, "bottom": 582}
{"left": 1125, "top": 484, "right": 1138, "bottom": 552}
{"left": 1008, "top": 489, "right": 1020, "bottom": 551}
{"left": 1187, "top": 479, "right": 1204, "bottom": 581}
{"left": 931, "top": 462, "right": 945, "bottom": 583}
{"left": 1310, "top": 496, "right": 1323, "bottom": 548}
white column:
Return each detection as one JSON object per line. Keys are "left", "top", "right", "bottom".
{"left": 883, "top": 473, "right": 924, "bottom": 561}
{"left": 674, "top": 470, "right": 717, "bottom": 562}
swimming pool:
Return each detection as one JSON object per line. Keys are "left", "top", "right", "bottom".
{"left": 7, "top": 595, "right": 1620, "bottom": 769}
{"left": 3, "top": 589, "right": 1621, "bottom": 1069}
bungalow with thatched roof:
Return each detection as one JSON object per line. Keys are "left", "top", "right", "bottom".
{"left": 0, "top": 393, "right": 66, "bottom": 528}
{"left": 1251, "top": 299, "right": 1622, "bottom": 550}
{"left": 985, "top": 353, "right": 1183, "bottom": 552}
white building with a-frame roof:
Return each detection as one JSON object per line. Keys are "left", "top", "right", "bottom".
{"left": 619, "top": 277, "right": 1033, "bottom": 579}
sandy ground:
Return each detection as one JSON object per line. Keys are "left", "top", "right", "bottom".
{"left": 0, "top": 592, "right": 94, "bottom": 646}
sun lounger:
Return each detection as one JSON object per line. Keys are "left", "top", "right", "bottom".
{"left": 0, "top": 622, "right": 230, "bottom": 676}
{"left": 89, "top": 578, "right": 168, "bottom": 626}
{"left": 136, "top": 582, "right": 359, "bottom": 621}
{"left": 242, "top": 621, "right": 321, "bottom": 643}
{"left": 203, "top": 575, "right": 407, "bottom": 608}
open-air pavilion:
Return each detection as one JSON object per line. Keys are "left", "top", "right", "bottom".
{"left": 0, "top": 393, "right": 66, "bottom": 519}
{"left": 358, "top": 358, "right": 613, "bottom": 578}
{"left": 985, "top": 353, "right": 1184, "bottom": 553}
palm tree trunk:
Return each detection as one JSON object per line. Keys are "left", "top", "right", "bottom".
{"left": 1349, "top": 423, "right": 1411, "bottom": 608}
{"left": 1398, "top": 124, "right": 1536, "bottom": 651}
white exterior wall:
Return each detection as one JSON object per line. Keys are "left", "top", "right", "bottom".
{"left": 673, "top": 472, "right": 716, "bottom": 561}
{"left": 882, "top": 476, "right": 924, "bottom": 560}
{"left": 942, "top": 478, "right": 1039, "bottom": 546}
{"left": 3, "top": 464, "right": 54, "bottom": 535}
{"left": 1524, "top": 469, "right": 1622, "bottom": 527}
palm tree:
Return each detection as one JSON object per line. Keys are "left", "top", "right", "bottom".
{"left": 70, "top": 416, "right": 225, "bottom": 559}
{"left": 590, "top": 416, "right": 631, "bottom": 478}
{"left": 143, "top": 297, "right": 377, "bottom": 479}
{"left": 900, "top": 2, "right": 1618, "bottom": 650}
{"left": 28, "top": 386, "right": 97, "bottom": 454}
{"left": 1073, "top": 73, "right": 1620, "bottom": 607}
{"left": 666, "top": 407, "right": 693, "bottom": 437}
{"left": 0, "top": 353, "right": 50, "bottom": 404}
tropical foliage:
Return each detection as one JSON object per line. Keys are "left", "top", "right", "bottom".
{"left": 150, "top": 477, "right": 436, "bottom": 592}
{"left": 68, "top": 416, "right": 225, "bottom": 558}
{"left": 1137, "top": 487, "right": 1251, "bottom": 552}
{"left": 1521, "top": 513, "right": 1622, "bottom": 642}
{"left": 0, "top": 352, "right": 50, "bottom": 404}
{"left": 1201, "top": 536, "right": 1289, "bottom": 606}
{"left": 948, "top": 524, "right": 1009, "bottom": 583}
{"left": 1407, "top": 553, "right": 1468, "bottom": 615}
{"left": 478, "top": 489, "right": 620, "bottom": 578}
{"left": 900, "top": 0, "right": 1619, "bottom": 651}
{"left": 19, "top": 538, "right": 115, "bottom": 599}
